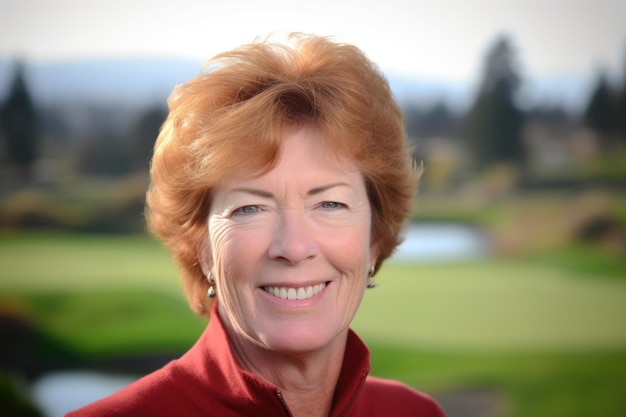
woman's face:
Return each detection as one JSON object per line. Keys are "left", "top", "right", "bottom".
{"left": 206, "top": 126, "right": 378, "bottom": 355}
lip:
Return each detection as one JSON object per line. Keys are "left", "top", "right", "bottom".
{"left": 257, "top": 281, "right": 330, "bottom": 308}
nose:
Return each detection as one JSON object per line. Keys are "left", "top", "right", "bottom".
{"left": 268, "top": 209, "right": 318, "bottom": 265}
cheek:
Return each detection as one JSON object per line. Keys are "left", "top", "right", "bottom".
{"left": 207, "top": 221, "right": 239, "bottom": 291}
{"left": 209, "top": 220, "right": 270, "bottom": 284}
{"left": 322, "top": 224, "right": 373, "bottom": 271}
{"left": 207, "top": 221, "right": 230, "bottom": 268}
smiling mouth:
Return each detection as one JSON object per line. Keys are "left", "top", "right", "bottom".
{"left": 262, "top": 282, "right": 328, "bottom": 300}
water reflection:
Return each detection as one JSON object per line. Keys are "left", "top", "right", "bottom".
{"left": 31, "top": 371, "right": 137, "bottom": 417}
{"left": 392, "top": 223, "right": 490, "bottom": 262}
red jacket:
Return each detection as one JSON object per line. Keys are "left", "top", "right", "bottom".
{"left": 66, "top": 308, "right": 445, "bottom": 417}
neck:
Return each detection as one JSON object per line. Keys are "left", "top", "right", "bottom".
{"left": 226, "top": 327, "right": 348, "bottom": 417}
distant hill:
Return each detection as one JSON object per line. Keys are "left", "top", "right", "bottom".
{"left": 0, "top": 57, "right": 592, "bottom": 114}
{"left": 0, "top": 57, "right": 202, "bottom": 107}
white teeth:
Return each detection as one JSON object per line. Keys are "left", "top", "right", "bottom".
{"left": 264, "top": 283, "right": 327, "bottom": 300}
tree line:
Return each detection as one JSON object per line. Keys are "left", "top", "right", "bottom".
{"left": 1, "top": 34, "right": 625, "bottom": 184}
{"left": 405, "top": 35, "right": 626, "bottom": 176}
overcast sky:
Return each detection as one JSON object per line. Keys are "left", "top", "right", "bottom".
{"left": 1, "top": 0, "right": 625, "bottom": 85}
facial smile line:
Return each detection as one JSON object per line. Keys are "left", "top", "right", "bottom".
{"left": 262, "top": 282, "right": 328, "bottom": 300}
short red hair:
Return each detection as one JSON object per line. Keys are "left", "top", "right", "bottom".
{"left": 146, "top": 34, "right": 418, "bottom": 316}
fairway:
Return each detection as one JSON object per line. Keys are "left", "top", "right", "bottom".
{"left": 354, "top": 262, "right": 626, "bottom": 351}
{"left": 0, "top": 233, "right": 180, "bottom": 293}
{"left": 2, "top": 233, "right": 626, "bottom": 352}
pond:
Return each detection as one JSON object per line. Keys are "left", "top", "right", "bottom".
{"left": 31, "top": 371, "right": 137, "bottom": 417}
{"left": 30, "top": 223, "right": 490, "bottom": 416}
{"left": 391, "top": 222, "right": 490, "bottom": 263}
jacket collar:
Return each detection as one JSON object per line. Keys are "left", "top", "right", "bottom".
{"left": 179, "top": 303, "right": 371, "bottom": 416}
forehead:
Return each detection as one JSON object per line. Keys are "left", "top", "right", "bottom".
{"left": 225, "top": 126, "right": 362, "bottom": 186}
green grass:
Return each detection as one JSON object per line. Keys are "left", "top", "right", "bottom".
{"left": 528, "top": 244, "right": 626, "bottom": 282}
{"left": 353, "top": 262, "right": 626, "bottom": 351}
{"left": 1, "top": 232, "right": 626, "bottom": 416}
{"left": 2, "top": 290, "right": 205, "bottom": 356}
{"left": 0, "top": 232, "right": 203, "bottom": 356}
{"left": 0, "top": 232, "right": 179, "bottom": 293}
{"left": 368, "top": 345, "right": 626, "bottom": 417}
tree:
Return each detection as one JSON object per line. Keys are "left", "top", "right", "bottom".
{"left": 0, "top": 61, "right": 39, "bottom": 181}
{"left": 404, "top": 101, "right": 459, "bottom": 140}
{"left": 617, "top": 45, "right": 626, "bottom": 145}
{"left": 465, "top": 35, "right": 525, "bottom": 172}
{"left": 583, "top": 71, "right": 617, "bottom": 148}
{"left": 129, "top": 105, "right": 167, "bottom": 171}
{"left": 77, "top": 134, "right": 132, "bottom": 177}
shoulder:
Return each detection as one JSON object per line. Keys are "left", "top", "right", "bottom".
{"left": 64, "top": 361, "right": 198, "bottom": 417}
{"left": 356, "top": 376, "right": 446, "bottom": 417}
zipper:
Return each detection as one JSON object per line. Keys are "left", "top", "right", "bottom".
{"left": 276, "top": 390, "right": 295, "bottom": 417}
{"left": 337, "top": 370, "right": 368, "bottom": 417}
{"left": 275, "top": 369, "right": 368, "bottom": 417}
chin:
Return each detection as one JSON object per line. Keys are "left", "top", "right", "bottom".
{"left": 257, "top": 321, "right": 345, "bottom": 354}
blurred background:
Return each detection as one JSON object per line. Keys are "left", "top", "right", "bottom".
{"left": 1, "top": 1, "right": 625, "bottom": 416}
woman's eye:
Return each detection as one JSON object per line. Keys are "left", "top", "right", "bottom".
{"left": 234, "top": 205, "right": 261, "bottom": 215}
{"left": 320, "top": 201, "right": 345, "bottom": 210}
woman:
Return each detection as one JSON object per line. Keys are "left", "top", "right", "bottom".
{"left": 67, "top": 34, "right": 445, "bottom": 417}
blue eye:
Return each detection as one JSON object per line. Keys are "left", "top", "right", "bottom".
{"left": 236, "top": 205, "right": 260, "bottom": 215}
{"left": 321, "top": 201, "right": 344, "bottom": 209}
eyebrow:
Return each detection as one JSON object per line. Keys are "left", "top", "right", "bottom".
{"left": 230, "top": 188, "right": 274, "bottom": 198}
{"left": 230, "top": 182, "right": 350, "bottom": 198}
{"left": 307, "top": 182, "right": 350, "bottom": 196}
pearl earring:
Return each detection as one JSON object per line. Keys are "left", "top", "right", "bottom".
{"left": 206, "top": 271, "right": 216, "bottom": 298}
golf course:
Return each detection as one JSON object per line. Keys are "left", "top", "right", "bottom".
{"left": 1, "top": 231, "right": 625, "bottom": 416}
